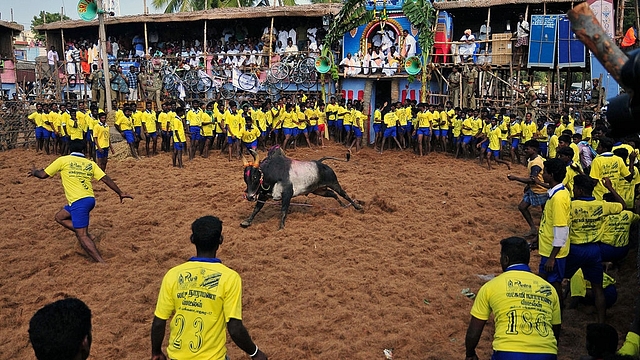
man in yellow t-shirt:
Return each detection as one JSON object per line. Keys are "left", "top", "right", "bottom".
{"left": 201, "top": 102, "right": 215, "bottom": 158}
{"left": 413, "top": 103, "right": 431, "bottom": 156}
{"left": 591, "top": 137, "right": 635, "bottom": 200}
{"left": 507, "top": 140, "right": 547, "bottom": 236}
{"left": 28, "top": 140, "right": 132, "bottom": 263}
{"left": 157, "top": 103, "right": 172, "bottom": 153}
{"left": 187, "top": 100, "right": 204, "bottom": 160}
{"left": 28, "top": 103, "right": 46, "bottom": 153}
{"left": 567, "top": 174, "right": 625, "bottom": 323}
{"left": 508, "top": 118, "right": 523, "bottom": 165}
{"left": 239, "top": 117, "right": 261, "bottom": 162}
{"left": 537, "top": 158, "right": 570, "bottom": 306}
{"left": 142, "top": 101, "right": 159, "bottom": 157}
{"left": 93, "top": 112, "right": 114, "bottom": 171}
{"left": 481, "top": 117, "right": 511, "bottom": 170}
{"left": 114, "top": 106, "right": 140, "bottom": 159}
{"left": 171, "top": 107, "right": 187, "bottom": 168}
{"left": 599, "top": 208, "right": 640, "bottom": 263}
{"left": 373, "top": 102, "right": 386, "bottom": 150}
{"left": 569, "top": 269, "right": 617, "bottom": 309}
{"left": 465, "top": 237, "right": 561, "bottom": 360}
{"left": 380, "top": 104, "right": 402, "bottom": 154}
{"left": 151, "top": 216, "right": 268, "bottom": 360}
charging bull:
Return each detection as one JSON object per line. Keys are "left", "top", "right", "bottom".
{"left": 241, "top": 146, "right": 363, "bottom": 229}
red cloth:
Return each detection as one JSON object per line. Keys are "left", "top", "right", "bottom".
{"left": 622, "top": 27, "right": 636, "bottom": 47}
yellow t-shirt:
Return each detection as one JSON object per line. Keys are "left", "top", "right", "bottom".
{"left": 569, "top": 143, "right": 580, "bottom": 164}
{"left": 343, "top": 110, "right": 355, "bottom": 126}
{"left": 383, "top": 112, "right": 398, "bottom": 127}
{"left": 41, "top": 113, "right": 54, "bottom": 132}
{"left": 374, "top": 109, "right": 382, "bottom": 124}
{"left": 562, "top": 163, "right": 581, "bottom": 196}
{"left": 439, "top": 111, "right": 449, "bottom": 130}
{"left": 254, "top": 110, "right": 267, "bottom": 131}
{"left": 538, "top": 187, "right": 571, "bottom": 258}
{"left": 569, "top": 268, "right": 615, "bottom": 298}
{"left": 28, "top": 111, "right": 44, "bottom": 127}
{"left": 187, "top": 109, "right": 203, "bottom": 127}
{"left": 58, "top": 112, "right": 71, "bottom": 136}
{"left": 158, "top": 112, "right": 171, "bottom": 132}
{"left": 240, "top": 126, "right": 261, "bottom": 143}
{"left": 171, "top": 116, "right": 186, "bottom": 143}
{"left": 616, "top": 171, "right": 640, "bottom": 209}
{"left": 224, "top": 111, "right": 242, "bottom": 137}
{"left": 452, "top": 118, "right": 463, "bottom": 137}
{"left": 472, "top": 118, "right": 483, "bottom": 135}
{"left": 461, "top": 118, "right": 474, "bottom": 136}
{"left": 48, "top": 111, "right": 60, "bottom": 133}
{"left": 142, "top": 110, "right": 158, "bottom": 133}
{"left": 537, "top": 126, "right": 549, "bottom": 143}
{"left": 65, "top": 117, "right": 85, "bottom": 141}
{"left": 428, "top": 111, "right": 439, "bottom": 130}
{"left": 326, "top": 103, "right": 338, "bottom": 121}
{"left": 416, "top": 111, "right": 430, "bottom": 128}
{"left": 569, "top": 199, "right": 623, "bottom": 245}
{"left": 296, "top": 110, "right": 307, "bottom": 130}
{"left": 353, "top": 110, "right": 365, "bottom": 130}
{"left": 522, "top": 122, "right": 536, "bottom": 142}
{"left": 44, "top": 154, "right": 106, "bottom": 205}
{"left": 154, "top": 259, "right": 243, "bottom": 360}
{"left": 498, "top": 120, "right": 509, "bottom": 141}
{"left": 618, "top": 332, "right": 640, "bottom": 357}
{"left": 601, "top": 210, "right": 640, "bottom": 247}
{"left": 93, "top": 122, "right": 110, "bottom": 149}
{"left": 590, "top": 154, "right": 632, "bottom": 200}
{"left": 488, "top": 126, "right": 502, "bottom": 151}
{"left": 528, "top": 155, "right": 547, "bottom": 194}
{"left": 115, "top": 114, "right": 134, "bottom": 131}
{"left": 132, "top": 111, "right": 143, "bottom": 127}
{"left": 281, "top": 110, "right": 296, "bottom": 129}
{"left": 581, "top": 126, "right": 593, "bottom": 141}
{"left": 548, "top": 135, "right": 559, "bottom": 159}
{"left": 201, "top": 111, "right": 214, "bottom": 137}
{"left": 316, "top": 110, "right": 326, "bottom": 125}
{"left": 470, "top": 268, "right": 561, "bottom": 354}
{"left": 509, "top": 122, "right": 522, "bottom": 139}
{"left": 214, "top": 108, "right": 225, "bottom": 134}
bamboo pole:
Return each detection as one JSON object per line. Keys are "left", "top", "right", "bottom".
{"left": 97, "top": 0, "right": 112, "bottom": 112}
{"left": 484, "top": 8, "right": 491, "bottom": 58}
{"left": 635, "top": 0, "right": 640, "bottom": 39}
{"left": 268, "top": 17, "right": 274, "bottom": 68}
{"left": 60, "top": 27, "right": 67, "bottom": 100}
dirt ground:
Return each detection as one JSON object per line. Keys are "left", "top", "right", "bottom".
{"left": 0, "top": 143, "right": 637, "bottom": 359}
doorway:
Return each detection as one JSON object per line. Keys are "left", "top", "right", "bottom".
{"left": 375, "top": 79, "right": 392, "bottom": 105}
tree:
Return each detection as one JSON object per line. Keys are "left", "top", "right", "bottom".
{"left": 31, "top": 12, "right": 71, "bottom": 42}
{"left": 152, "top": 0, "right": 253, "bottom": 13}
{"left": 402, "top": 0, "right": 436, "bottom": 102}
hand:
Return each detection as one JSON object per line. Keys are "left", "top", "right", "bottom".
{"left": 507, "top": 174, "right": 515, "bottom": 181}
{"left": 544, "top": 257, "right": 555, "bottom": 273}
{"left": 119, "top": 193, "right": 134, "bottom": 203}
{"left": 630, "top": 151, "right": 637, "bottom": 162}
{"left": 602, "top": 177, "right": 613, "bottom": 190}
{"left": 151, "top": 353, "right": 167, "bottom": 360}
{"left": 570, "top": 163, "right": 580, "bottom": 171}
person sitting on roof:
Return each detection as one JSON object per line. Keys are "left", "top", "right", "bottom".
{"left": 459, "top": 29, "right": 476, "bottom": 63}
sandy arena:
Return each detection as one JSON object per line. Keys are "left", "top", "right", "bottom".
{"left": 1, "top": 144, "right": 637, "bottom": 359}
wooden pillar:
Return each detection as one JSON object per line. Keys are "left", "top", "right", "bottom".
{"left": 391, "top": 78, "right": 399, "bottom": 102}
{"left": 268, "top": 17, "right": 274, "bottom": 68}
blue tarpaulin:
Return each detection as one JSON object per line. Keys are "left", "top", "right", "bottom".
{"left": 528, "top": 15, "right": 558, "bottom": 68}
{"left": 557, "top": 15, "right": 586, "bottom": 68}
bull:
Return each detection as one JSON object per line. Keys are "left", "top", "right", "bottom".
{"left": 241, "top": 146, "right": 363, "bottom": 229}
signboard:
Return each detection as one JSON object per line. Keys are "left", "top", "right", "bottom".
{"left": 557, "top": 15, "right": 586, "bottom": 68}
{"left": 588, "top": 0, "right": 620, "bottom": 100}
{"left": 528, "top": 15, "right": 558, "bottom": 68}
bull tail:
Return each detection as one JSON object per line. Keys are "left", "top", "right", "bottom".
{"left": 317, "top": 152, "right": 351, "bottom": 163}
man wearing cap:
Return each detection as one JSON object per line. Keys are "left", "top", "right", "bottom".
{"left": 463, "top": 60, "right": 478, "bottom": 109}
{"left": 448, "top": 66, "right": 462, "bottom": 108}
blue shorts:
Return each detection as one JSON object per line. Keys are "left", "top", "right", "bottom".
{"left": 511, "top": 138, "right": 520, "bottom": 148}
{"left": 134, "top": 126, "right": 142, "bottom": 137}
{"left": 599, "top": 243, "right": 629, "bottom": 263}
{"left": 261, "top": 131, "right": 267, "bottom": 138}
{"left": 174, "top": 142, "right": 185, "bottom": 151}
{"left": 566, "top": 243, "right": 603, "bottom": 284}
{"left": 328, "top": 120, "right": 336, "bottom": 127}
{"left": 35, "top": 127, "right": 44, "bottom": 139}
{"left": 271, "top": 128, "right": 280, "bottom": 135}
{"left": 336, "top": 120, "right": 344, "bottom": 130}
{"left": 523, "top": 189, "right": 548, "bottom": 207}
{"left": 227, "top": 136, "right": 236, "bottom": 144}
{"left": 353, "top": 127, "right": 362, "bottom": 138}
{"left": 416, "top": 128, "right": 430, "bottom": 137}
{"left": 51, "top": 132, "right": 57, "bottom": 139}
{"left": 462, "top": 135, "right": 473, "bottom": 144}
{"left": 283, "top": 128, "right": 296, "bottom": 137}
{"left": 579, "top": 284, "right": 618, "bottom": 308}
{"left": 434, "top": 130, "right": 441, "bottom": 137}
{"left": 539, "top": 142, "right": 548, "bottom": 157}
{"left": 300, "top": 128, "right": 308, "bottom": 134}
{"left": 162, "top": 130, "right": 171, "bottom": 137}
{"left": 244, "top": 140, "right": 258, "bottom": 149}
{"left": 147, "top": 131, "right": 158, "bottom": 139}
{"left": 487, "top": 149, "right": 500, "bottom": 158}
{"left": 492, "top": 351, "right": 556, "bottom": 360}
{"left": 481, "top": 142, "right": 489, "bottom": 150}
{"left": 373, "top": 123, "right": 382, "bottom": 133}
{"left": 62, "top": 136, "right": 70, "bottom": 143}
{"left": 309, "top": 125, "right": 319, "bottom": 133}
{"left": 440, "top": 129, "right": 449, "bottom": 137}
{"left": 43, "top": 128, "right": 53, "bottom": 139}
{"left": 64, "top": 197, "right": 96, "bottom": 229}
{"left": 502, "top": 140, "right": 508, "bottom": 148}
{"left": 190, "top": 126, "right": 202, "bottom": 141}
{"left": 383, "top": 127, "right": 397, "bottom": 138}
{"left": 122, "top": 130, "right": 135, "bottom": 144}
{"left": 404, "top": 124, "right": 412, "bottom": 134}
{"left": 344, "top": 125, "right": 352, "bottom": 133}
{"left": 85, "top": 130, "right": 93, "bottom": 143}
{"left": 539, "top": 256, "right": 566, "bottom": 284}
{"left": 96, "top": 148, "right": 109, "bottom": 159}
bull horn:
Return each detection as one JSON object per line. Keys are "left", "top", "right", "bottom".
{"left": 242, "top": 155, "right": 250, "bottom": 167}
{"left": 253, "top": 153, "right": 260, "bottom": 167}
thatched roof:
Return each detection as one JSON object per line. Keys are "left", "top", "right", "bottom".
{"left": 35, "top": 4, "right": 342, "bottom": 31}
{"left": 0, "top": 20, "right": 24, "bottom": 32}
{"left": 433, "top": 0, "right": 573, "bottom": 10}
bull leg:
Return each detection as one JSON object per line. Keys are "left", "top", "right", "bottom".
{"left": 279, "top": 185, "right": 294, "bottom": 230}
{"left": 328, "top": 183, "right": 363, "bottom": 210}
{"left": 240, "top": 193, "right": 268, "bottom": 228}
{"left": 312, "top": 188, "right": 345, "bottom": 207}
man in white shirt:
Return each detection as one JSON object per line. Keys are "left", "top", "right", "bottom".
{"left": 285, "top": 38, "right": 298, "bottom": 54}
{"left": 514, "top": 14, "right": 530, "bottom": 66}
{"left": 459, "top": 29, "right": 476, "bottom": 63}
{"left": 339, "top": 53, "right": 361, "bottom": 77}
{"left": 402, "top": 29, "right": 417, "bottom": 58}
{"left": 47, "top": 46, "right": 59, "bottom": 79}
